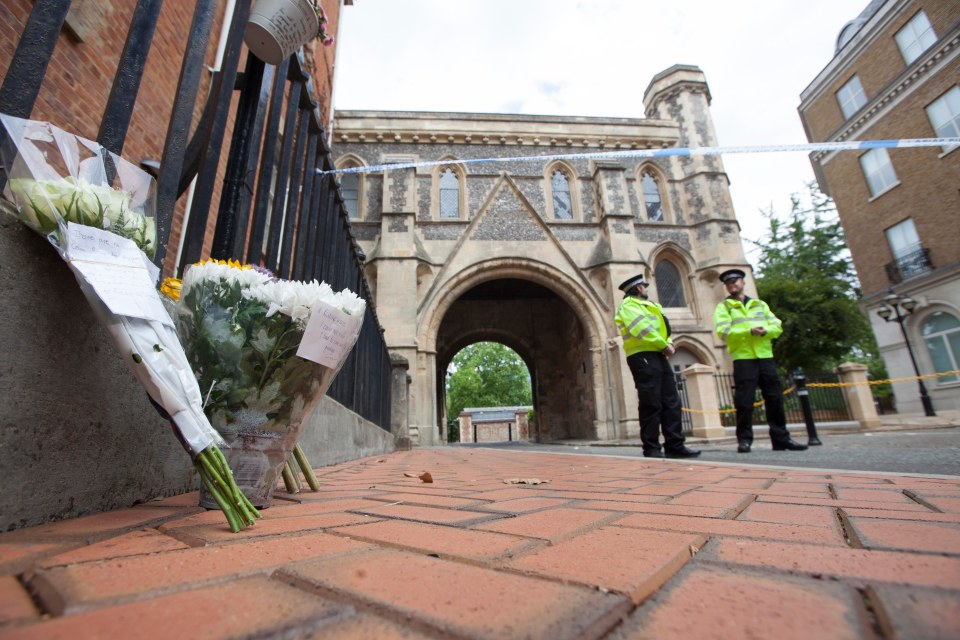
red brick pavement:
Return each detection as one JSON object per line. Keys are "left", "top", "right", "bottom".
{"left": 1, "top": 448, "right": 959, "bottom": 639}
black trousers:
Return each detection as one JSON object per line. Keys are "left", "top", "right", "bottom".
{"left": 733, "top": 358, "right": 790, "bottom": 445}
{"left": 626, "top": 352, "right": 685, "bottom": 454}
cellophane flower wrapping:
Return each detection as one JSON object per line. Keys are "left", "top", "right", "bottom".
{"left": 0, "top": 115, "right": 157, "bottom": 258}
{"left": 175, "top": 260, "right": 366, "bottom": 507}
{"left": 0, "top": 114, "right": 259, "bottom": 532}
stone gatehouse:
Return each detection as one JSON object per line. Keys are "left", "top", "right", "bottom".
{"left": 332, "top": 65, "right": 752, "bottom": 446}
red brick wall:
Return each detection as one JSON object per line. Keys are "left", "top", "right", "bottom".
{"left": 799, "top": 0, "right": 960, "bottom": 296}
{"left": 802, "top": 0, "right": 959, "bottom": 142}
{"left": 1, "top": 0, "right": 342, "bottom": 275}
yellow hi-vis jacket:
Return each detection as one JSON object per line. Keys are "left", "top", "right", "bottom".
{"left": 615, "top": 296, "right": 672, "bottom": 356}
{"left": 713, "top": 296, "right": 783, "bottom": 360}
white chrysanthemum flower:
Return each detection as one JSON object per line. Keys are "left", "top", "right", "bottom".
{"left": 181, "top": 260, "right": 272, "bottom": 296}
{"left": 335, "top": 287, "right": 366, "bottom": 316}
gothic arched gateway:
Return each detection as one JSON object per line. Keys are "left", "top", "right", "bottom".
{"left": 333, "top": 66, "right": 753, "bottom": 445}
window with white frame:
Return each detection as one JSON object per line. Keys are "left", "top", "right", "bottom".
{"left": 654, "top": 260, "right": 686, "bottom": 307}
{"left": 886, "top": 219, "right": 920, "bottom": 260}
{"left": 926, "top": 86, "right": 960, "bottom": 153}
{"left": 340, "top": 172, "right": 360, "bottom": 219}
{"left": 922, "top": 311, "right": 960, "bottom": 383}
{"left": 885, "top": 218, "right": 928, "bottom": 279}
{"left": 439, "top": 167, "right": 460, "bottom": 218}
{"left": 551, "top": 169, "right": 573, "bottom": 219}
{"left": 641, "top": 172, "right": 664, "bottom": 221}
{"left": 895, "top": 10, "right": 937, "bottom": 65}
{"left": 859, "top": 148, "right": 897, "bottom": 196}
{"left": 837, "top": 75, "right": 868, "bottom": 119}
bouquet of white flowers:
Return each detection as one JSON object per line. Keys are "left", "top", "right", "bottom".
{"left": 0, "top": 114, "right": 259, "bottom": 532}
{"left": 172, "top": 259, "right": 365, "bottom": 507}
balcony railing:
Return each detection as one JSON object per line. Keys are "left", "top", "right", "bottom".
{"left": 885, "top": 247, "right": 934, "bottom": 284}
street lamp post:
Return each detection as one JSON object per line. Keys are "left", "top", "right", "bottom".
{"left": 877, "top": 290, "right": 936, "bottom": 417}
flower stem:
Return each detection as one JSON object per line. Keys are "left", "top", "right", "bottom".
{"left": 293, "top": 443, "right": 320, "bottom": 491}
{"left": 195, "top": 446, "right": 260, "bottom": 532}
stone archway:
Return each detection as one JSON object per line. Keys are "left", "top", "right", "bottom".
{"left": 420, "top": 260, "right": 614, "bottom": 445}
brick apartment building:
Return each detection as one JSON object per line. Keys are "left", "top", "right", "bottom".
{"left": 798, "top": 0, "right": 960, "bottom": 414}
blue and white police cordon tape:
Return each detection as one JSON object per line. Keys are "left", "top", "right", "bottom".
{"left": 317, "top": 137, "right": 960, "bottom": 175}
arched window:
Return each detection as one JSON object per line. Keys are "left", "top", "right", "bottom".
{"left": 439, "top": 168, "right": 460, "bottom": 218}
{"left": 340, "top": 172, "right": 360, "bottom": 219}
{"left": 552, "top": 169, "right": 573, "bottom": 220}
{"left": 641, "top": 171, "right": 664, "bottom": 221}
{"left": 922, "top": 311, "right": 960, "bottom": 383}
{"left": 655, "top": 260, "right": 686, "bottom": 307}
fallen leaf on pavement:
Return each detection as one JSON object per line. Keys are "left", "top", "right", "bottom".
{"left": 419, "top": 472, "right": 433, "bottom": 483}
{"left": 403, "top": 472, "right": 417, "bottom": 478}
{"left": 503, "top": 478, "right": 549, "bottom": 485}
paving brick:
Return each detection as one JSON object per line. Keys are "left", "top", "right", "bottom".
{"left": 738, "top": 502, "right": 839, "bottom": 528}
{"left": 363, "top": 492, "right": 490, "bottom": 509}
{"left": 330, "top": 519, "right": 537, "bottom": 563}
{"left": 624, "top": 483, "right": 698, "bottom": 497}
{"left": 0, "top": 507, "right": 185, "bottom": 541}
{"left": 170, "top": 512, "right": 380, "bottom": 545}
{"left": 704, "top": 538, "right": 960, "bottom": 589}
{"left": 35, "top": 529, "right": 190, "bottom": 569}
{"left": 765, "top": 480, "right": 833, "bottom": 495}
{"left": 846, "top": 518, "right": 960, "bottom": 554}
{"left": 707, "top": 478, "right": 774, "bottom": 490}
{"left": 0, "top": 575, "right": 39, "bottom": 625}
{"left": 617, "top": 512, "right": 846, "bottom": 546}
{"left": 139, "top": 492, "right": 205, "bottom": 508}
{"left": 299, "top": 613, "right": 439, "bottom": 639}
{"left": 28, "top": 532, "right": 372, "bottom": 614}
{"left": 921, "top": 496, "right": 960, "bottom": 513}
{"left": 0, "top": 542, "right": 66, "bottom": 576}
{"left": 474, "top": 507, "right": 620, "bottom": 542}
{"left": 475, "top": 497, "right": 572, "bottom": 513}
{"left": 1, "top": 576, "right": 346, "bottom": 640}
{"left": 870, "top": 584, "right": 960, "bottom": 640}
{"left": 347, "top": 503, "right": 504, "bottom": 527}
{"left": 507, "top": 526, "right": 704, "bottom": 603}
{"left": 458, "top": 487, "right": 554, "bottom": 502}
{"left": 833, "top": 488, "right": 916, "bottom": 504}
{"left": 609, "top": 564, "right": 865, "bottom": 640}
{"left": 279, "top": 548, "right": 632, "bottom": 639}
{"left": 550, "top": 490, "right": 666, "bottom": 503}
{"left": 756, "top": 494, "right": 929, "bottom": 511}
{"left": 578, "top": 500, "right": 734, "bottom": 518}
{"left": 667, "top": 491, "right": 753, "bottom": 511}
{"left": 840, "top": 507, "right": 960, "bottom": 523}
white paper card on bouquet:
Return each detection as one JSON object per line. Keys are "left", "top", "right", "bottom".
{"left": 65, "top": 223, "right": 173, "bottom": 326}
{"left": 297, "top": 300, "right": 363, "bottom": 368}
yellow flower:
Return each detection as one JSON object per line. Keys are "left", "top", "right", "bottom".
{"left": 160, "top": 277, "right": 182, "bottom": 301}
{"left": 194, "top": 258, "right": 251, "bottom": 270}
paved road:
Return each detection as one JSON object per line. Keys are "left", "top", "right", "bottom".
{"left": 459, "top": 426, "right": 960, "bottom": 476}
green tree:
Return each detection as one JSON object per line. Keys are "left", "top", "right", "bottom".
{"left": 752, "top": 183, "right": 886, "bottom": 381}
{"left": 445, "top": 342, "right": 532, "bottom": 441}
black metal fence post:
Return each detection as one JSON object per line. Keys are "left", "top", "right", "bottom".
{"left": 792, "top": 369, "right": 822, "bottom": 446}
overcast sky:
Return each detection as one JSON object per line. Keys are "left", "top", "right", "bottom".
{"left": 331, "top": 0, "right": 868, "bottom": 264}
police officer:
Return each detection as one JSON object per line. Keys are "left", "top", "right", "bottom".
{"left": 713, "top": 269, "right": 807, "bottom": 453}
{"left": 615, "top": 274, "right": 701, "bottom": 459}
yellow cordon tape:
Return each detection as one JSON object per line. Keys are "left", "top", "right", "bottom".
{"left": 680, "top": 370, "right": 960, "bottom": 414}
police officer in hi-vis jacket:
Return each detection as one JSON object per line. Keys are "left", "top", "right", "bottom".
{"left": 615, "top": 274, "right": 701, "bottom": 459}
{"left": 713, "top": 269, "right": 807, "bottom": 453}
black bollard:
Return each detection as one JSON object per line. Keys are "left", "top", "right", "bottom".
{"left": 793, "top": 369, "right": 822, "bottom": 446}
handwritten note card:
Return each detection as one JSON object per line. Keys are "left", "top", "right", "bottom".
{"left": 297, "top": 301, "right": 363, "bottom": 368}
{"left": 65, "top": 223, "right": 173, "bottom": 326}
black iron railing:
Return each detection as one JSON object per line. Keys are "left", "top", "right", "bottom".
{"left": 885, "top": 247, "right": 934, "bottom": 284}
{"left": 713, "top": 370, "right": 851, "bottom": 427}
{"left": 0, "top": 0, "right": 392, "bottom": 430}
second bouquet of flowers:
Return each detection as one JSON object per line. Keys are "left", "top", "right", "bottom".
{"left": 173, "top": 259, "right": 365, "bottom": 507}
